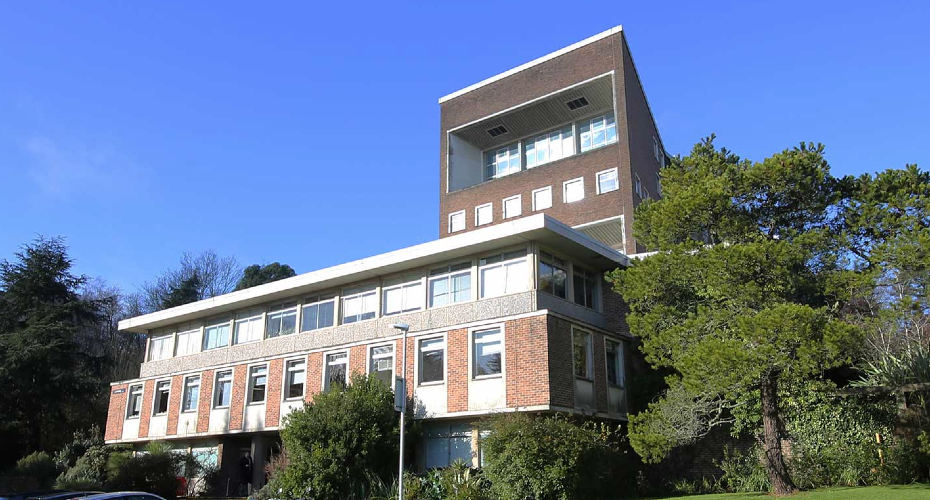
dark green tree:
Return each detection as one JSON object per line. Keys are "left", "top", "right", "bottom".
{"left": 160, "top": 272, "right": 202, "bottom": 309}
{"left": 608, "top": 137, "right": 862, "bottom": 495}
{"left": 0, "top": 237, "right": 105, "bottom": 466}
{"left": 235, "top": 262, "right": 296, "bottom": 291}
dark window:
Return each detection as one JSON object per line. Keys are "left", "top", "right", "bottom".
{"left": 538, "top": 252, "right": 567, "bottom": 298}
{"left": 420, "top": 338, "right": 445, "bottom": 383}
{"left": 285, "top": 360, "right": 306, "bottom": 399}
{"left": 249, "top": 366, "right": 267, "bottom": 403}
{"left": 566, "top": 96, "right": 589, "bottom": 110}
{"left": 487, "top": 125, "right": 508, "bottom": 137}
{"left": 573, "top": 268, "right": 598, "bottom": 309}
{"left": 153, "top": 380, "right": 170, "bottom": 415}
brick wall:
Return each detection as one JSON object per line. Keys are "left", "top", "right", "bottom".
{"left": 592, "top": 332, "right": 609, "bottom": 413}
{"left": 602, "top": 278, "right": 630, "bottom": 336}
{"left": 137, "top": 379, "right": 155, "bottom": 438}
{"left": 196, "top": 369, "right": 215, "bottom": 433}
{"left": 105, "top": 383, "right": 128, "bottom": 441}
{"left": 166, "top": 375, "right": 183, "bottom": 436}
{"left": 504, "top": 316, "right": 550, "bottom": 407}
{"left": 228, "top": 364, "right": 247, "bottom": 430}
{"left": 446, "top": 328, "right": 469, "bottom": 412}
{"left": 349, "top": 345, "right": 367, "bottom": 377}
{"left": 546, "top": 316, "right": 575, "bottom": 408}
{"left": 305, "top": 352, "right": 323, "bottom": 402}
{"left": 265, "top": 358, "right": 284, "bottom": 427}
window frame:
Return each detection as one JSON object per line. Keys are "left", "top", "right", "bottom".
{"left": 578, "top": 112, "right": 618, "bottom": 153}
{"left": 634, "top": 173, "right": 642, "bottom": 198}
{"left": 572, "top": 265, "right": 600, "bottom": 311}
{"left": 382, "top": 275, "right": 425, "bottom": 316}
{"left": 524, "top": 124, "right": 575, "bottom": 169}
{"left": 532, "top": 186, "right": 552, "bottom": 211}
{"left": 538, "top": 249, "right": 568, "bottom": 299}
{"left": 502, "top": 195, "right": 522, "bottom": 219}
{"left": 174, "top": 328, "right": 200, "bottom": 357}
{"left": 596, "top": 168, "right": 619, "bottom": 195}
{"left": 655, "top": 171, "right": 662, "bottom": 197}
{"left": 148, "top": 332, "right": 173, "bottom": 361}
{"left": 300, "top": 294, "right": 336, "bottom": 332}
{"left": 181, "top": 375, "right": 200, "bottom": 413}
{"left": 202, "top": 319, "right": 231, "bottom": 351}
{"left": 323, "top": 350, "right": 350, "bottom": 392}
{"left": 266, "top": 302, "right": 298, "bottom": 338}
{"left": 475, "top": 203, "right": 493, "bottom": 226}
{"left": 471, "top": 326, "right": 504, "bottom": 380}
{"left": 417, "top": 335, "right": 446, "bottom": 386}
{"left": 367, "top": 343, "right": 396, "bottom": 390}
{"left": 341, "top": 285, "right": 378, "bottom": 324}
{"left": 126, "top": 384, "right": 144, "bottom": 419}
{"left": 233, "top": 309, "right": 265, "bottom": 345}
{"left": 448, "top": 210, "right": 466, "bottom": 233}
{"left": 572, "top": 327, "right": 594, "bottom": 381}
{"left": 428, "top": 261, "right": 473, "bottom": 309}
{"left": 152, "top": 379, "right": 171, "bottom": 416}
{"left": 605, "top": 339, "right": 626, "bottom": 388}
{"left": 213, "top": 370, "right": 233, "bottom": 409}
{"left": 247, "top": 364, "right": 268, "bottom": 405}
{"left": 484, "top": 142, "right": 521, "bottom": 180}
{"left": 283, "top": 358, "right": 307, "bottom": 401}
{"left": 478, "top": 248, "right": 529, "bottom": 299}
{"left": 562, "top": 177, "right": 585, "bottom": 204}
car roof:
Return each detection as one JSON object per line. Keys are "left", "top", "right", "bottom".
{"left": 81, "top": 493, "right": 164, "bottom": 500}
{"left": 29, "top": 492, "right": 102, "bottom": 500}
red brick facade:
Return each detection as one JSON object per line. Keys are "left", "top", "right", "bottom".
{"left": 228, "top": 364, "right": 247, "bottom": 430}
{"left": 166, "top": 375, "right": 183, "bottom": 436}
{"left": 196, "top": 369, "right": 215, "bottom": 433}
{"left": 446, "top": 328, "right": 469, "bottom": 412}
{"left": 305, "top": 352, "right": 323, "bottom": 402}
{"left": 546, "top": 316, "right": 576, "bottom": 408}
{"left": 137, "top": 379, "right": 155, "bottom": 438}
{"left": 265, "top": 358, "right": 284, "bottom": 427}
{"left": 105, "top": 383, "right": 128, "bottom": 441}
{"left": 504, "top": 316, "right": 550, "bottom": 408}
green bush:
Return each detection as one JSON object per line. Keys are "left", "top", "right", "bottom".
{"left": 56, "top": 444, "right": 131, "bottom": 490}
{"left": 105, "top": 442, "right": 181, "bottom": 499}
{"left": 716, "top": 446, "right": 770, "bottom": 493}
{"left": 55, "top": 428, "right": 103, "bottom": 469}
{"left": 13, "top": 451, "right": 61, "bottom": 488}
{"left": 275, "top": 373, "right": 400, "bottom": 500}
{"left": 479, "top": 413, "right": 627, "bottom": 500}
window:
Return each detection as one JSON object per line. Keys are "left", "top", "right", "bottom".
{"left": 342, "top": 287, "right": 377, "bottom": 323}
{"left": 248, "top": 365, "right": 267, "bottom": 404}
{"left": 655, "top": 172, "right": 662, "bottom": 196}
{"left": 473, "top": 328, "right": 503, "bottom": 377}
{"left": 148, "top": 333, "right": 173, "bottom": 361}
{"left": 573, "top": 329, "right": 593, "bottom": 379}
{"left": 425, "top": 424, "right": 472, "bottom": 469}
{"left": 448, "top": 210, "right": 465, "bottom": 233}
{"left": 174, "top": 328, "right": 199, "bottom": 357}
{"left": 182, "top": 376, "right": 200, "bottom": 412}
{"left": 324, "top": 352, "right": 348, "bottom": 391}
{"left": 369, "top": 345, "right": 395, "bottom": 389}
{"left": 485, "top": 143, "right": 520, "bottom": 180}
{"left": 579, "top": 113, "right": 617, "bottom": 152}
{"left": 563, "top": 177, "right": 584, "bottom": 203}
{"left": 653, "top": 136, "right": 661, "bottom": 164}
{"left": 301, "top": 295, "right": 335, "bottom": 332}
{"left": 203, "top": 321, "right": 230, "bottom": 351}
{"left": 266, "top": 303, "right": 297, "bottom": 338}
{"left": 479, "top": 249, "right": 528, "bottom": 299}
{"left": 643, "top": 186, "right": 651, "bottom": 201}
{"left": 475, "top": 203, "right": 493, "bottom": 226}
{"left": 596, "top": 168, "right": 619, "bottom": 194}
{"left": 532, "top": 186, "right": 552, "bottom": 211}
{"left": 126, "top": 384, "right": 143, "bottom": 418}
{"left": 383, "top": 276, "right": 423, "bottom": 316}
{"left": 502, "top": 195, "right": 521, "bottom": 219}
{"left": 573, "top": 267, "right": 599, "bottom": 310}
{"left": 525, "top": 125, "right": 574, "bottom": 168}
{"left": 606, "top": 340, "right": 626, "bottom": 387}
{"left": 285, "top": 359, "right": 306, "bottom": 399}
{"left": 153, "top": 380, "right": 170, "bottom": 415}
{"left": 214, "top": 370, "right": 232, "bottom": 408}
{"left": 634, "top": 174, "right": 642, "bottom": 198}
{"left": 429, "top": 262, "right": 471, "bottom": 307}
{"left": 538, "top": 251, "right": 568, "bottom": 298}
{"left": 419, "top": 337, "right": 445, "bottom": 384}
{"left": 234, "top": 309, "right": 264, "bottom": 344}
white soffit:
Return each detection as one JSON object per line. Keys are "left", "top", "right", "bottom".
{"left": 438, "top": 25, "right": 623, "bottom": 104}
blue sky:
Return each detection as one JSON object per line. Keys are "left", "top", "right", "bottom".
{"left": 1, "top": 1, "right": 928, "bottom": 292}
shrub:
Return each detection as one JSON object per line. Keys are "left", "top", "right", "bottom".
{"left": 105, "top": 441, "right": 181, "bottom": 499}
{"left": 56, "top": 444, "right": 131, "bottom": 490}
{"left": 13, "top": 451, "right": 61, "bottom": 488}
{"left": 55, "top": 428, "right": 103, "bottom": 469}
{"left": 480, "top": 413, "right": 627, "bottom": 500}
{"left": 716, "top": 445, "right": 769, "bottom": 493}
{"left": 274, "top": 373, "right": 400, "bottom": 500}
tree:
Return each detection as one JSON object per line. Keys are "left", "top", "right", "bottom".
{"left": 235, "top": 262, "right": 297, "bottom": 291}
{"left": 608, "top": 137, "right": 862, "bottom": 495}
{"left": 273, "top": 374, "right": 398, "bottom": 500}
{"left": 0, "top": 237, "right": 106, "bottom": 466}
{"left": 134, "top": 250, "right": 241, "bottom": 313}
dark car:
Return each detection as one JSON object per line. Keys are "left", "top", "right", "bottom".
{"left": 1, "top": 491, "right": 65, "bottom": 500}
{"left": 80, "top": 493, "right": 165, "bottom": 500}
{"left": 28, "top": 492, "right": 102, "bottom": 500}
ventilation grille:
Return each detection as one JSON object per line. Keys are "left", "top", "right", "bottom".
{"left": 566, "top": 97, "right": 590, "bottom": 110}
{"left": 487, "top": 125, "right": 508, "bottom": 137}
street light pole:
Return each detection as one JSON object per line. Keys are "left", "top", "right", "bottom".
{"left": 392, "top": 323, "right": 410, "bottom": 500}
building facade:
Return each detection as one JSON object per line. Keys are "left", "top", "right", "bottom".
{"left": 105, "top": 25, "right": 664, "bottom": 490}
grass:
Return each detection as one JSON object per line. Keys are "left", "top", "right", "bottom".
{"left": 646, "top": 484, "right": 930, "bottom": 500}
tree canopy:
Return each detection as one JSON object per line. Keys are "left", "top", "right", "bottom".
{"left": 235, "top": 262, "right": 296, "bottom": 291}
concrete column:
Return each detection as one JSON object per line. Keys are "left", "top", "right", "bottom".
{"left": 251, "top": 434, "right": 268, "bottom": 489}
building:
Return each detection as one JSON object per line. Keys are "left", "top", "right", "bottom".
{"left": 105, "top": 25, "right": 665, "bottom": 490}
{"left": 439, "top": 25, "right": 667, "bottom": 255}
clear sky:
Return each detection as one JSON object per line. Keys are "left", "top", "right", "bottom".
{"left": 1, "top": 1, "right": 928, "bottom": 292}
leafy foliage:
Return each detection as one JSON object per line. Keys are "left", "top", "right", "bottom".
{"left": 12, "top": 452, "right": 61, "bottom": 488}
{"left": 235, "top": 262, "right": 297, "bottom": 290}
{"left": 274, "top": 373, "right": 400, "bottom": 500}
{"left": 55, "top": 443, "right": 131, "bottom": 490}
{"left": 479, "top": 413, "right": 628, "bottom": 500}
{"left": 105, "top": 441, "right": 181, "bottom": 499}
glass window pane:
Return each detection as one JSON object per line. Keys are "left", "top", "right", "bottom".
{"left": 302, "top": 303, "right": 319, "bottom": 331}
{"left": 474, "top": 330, "right": 502, "bottom": 376}
{"left": 430, "top": 278, "right": 449, "bottom": 307}
{"left": 420, "top": 339, "right": 445, "bottom": 383}
{"left": 573, "top": 331, "right": 589, "bottom": 378}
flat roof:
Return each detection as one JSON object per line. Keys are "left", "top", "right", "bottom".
{"left": 118, "top": 214, "right": 628, "bottom": 334}
{"left": 438, "top": 25, "right": 622, "bottom": 104}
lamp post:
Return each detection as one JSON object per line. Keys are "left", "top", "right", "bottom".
{"left": 391, "top": 322, "right": 410, "bottom": 500}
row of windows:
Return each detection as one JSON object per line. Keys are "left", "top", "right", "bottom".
{"left": 148, "top": 247, "right": 602, "bottom": 362}
{"left": 485, "top": 113, "right": 618, "bottom": 181}
{"left": 128, "top": 325, "right": 624, "bottom": 420}
{"left": 447, "top": 168, "right": 620, "bottom": 234}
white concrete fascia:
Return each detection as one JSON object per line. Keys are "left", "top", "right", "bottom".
{"left": 117, "top": 214, "right": 627, "bottom": 334}
{"left": 438, "top": 25, "right": 623, "bottom": 104}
